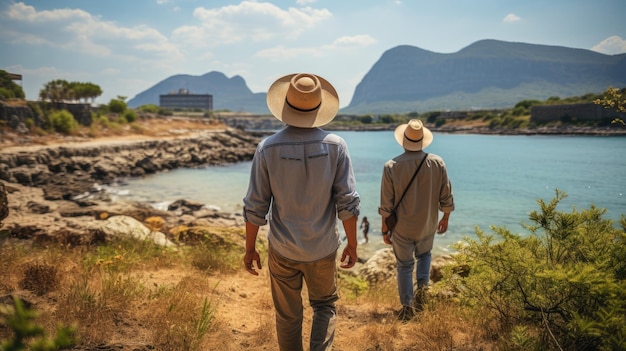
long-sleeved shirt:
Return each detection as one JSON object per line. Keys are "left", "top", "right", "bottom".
{"left": 378, "top": 150, "right": 454, "bottom": 254}
{"left": 243, "top": 126, "right": 360, "bottom": 262}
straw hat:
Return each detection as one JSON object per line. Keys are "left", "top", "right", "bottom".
{"left": 394, "top": 119, "right": 433, "bottom": 151}
{"left": 266, "top": 73, "right": 339, "bottom": 128}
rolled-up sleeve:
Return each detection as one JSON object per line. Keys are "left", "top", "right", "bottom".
{"left": 378, "top": 160, "right": 395, "bottom": 217}
{"left": 333, "top": 143, "right": 360, "bottom": 220}
{"left": 243, "top": 144, "right": 271, "bottom": 227}
{"left": 438, "top": 160, "right": 455, "bottom": 213}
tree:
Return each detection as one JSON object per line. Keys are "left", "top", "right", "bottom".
{"left": 0, "top": 70, "right": 25, "bottom": 100}
{"left": 594, "top": 86, "right": 625, "bottom": 125}
{"left": 39, "top": 80, "right": 102, "bottom": 104}
{"left": 446, "top": 190, "right": 626, "bottom": 350}
{"left": 39, "top": 80, "right": 69, "bottom": 103}
{"left": 108, "top": 98, "right": 127, "bottom": 114}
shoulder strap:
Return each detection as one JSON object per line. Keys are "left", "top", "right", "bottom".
{"left": 392, "top": 153, "right": 428, "bottom": 212}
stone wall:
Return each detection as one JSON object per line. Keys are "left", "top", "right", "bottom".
{"left": 0, "top": 101, "right": 93, "bottom": 129}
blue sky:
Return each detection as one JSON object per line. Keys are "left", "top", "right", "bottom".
{"left": 1, "top": 0, "right": 625, "bottom": 107}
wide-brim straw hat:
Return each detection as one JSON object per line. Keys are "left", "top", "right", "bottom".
{"left": 394, "top": 119, "right": 433, "bottom": 151}
{"left": 266, "top": 73, "right": 339, "bottom": 128}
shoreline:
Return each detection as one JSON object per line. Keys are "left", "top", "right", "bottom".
{"left": 0, "top": 127, "right": 263, "bottom": 249}
{"left": 2, "top": 122, "right": 624, "bottom": 255}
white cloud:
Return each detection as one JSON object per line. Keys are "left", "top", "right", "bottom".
{"left": 296, "top": 0, "right": 317, "bottom": 5}
{"left": 591, "top": 35, "right": 626, "bottom": 55}
{"left": 327, "top": 35, "right": 377, "bottom": 49}
{"left": 2, "top": 2, "right": 182, "bottom": 61}
{"left": 503, "top": 13, "right": 521, "bottom": 23}
{"left": 172, "top": 1, "right": 332, "bottom": 47}
{"left": 254, "top": 35, "right": 376, "bottom": 60}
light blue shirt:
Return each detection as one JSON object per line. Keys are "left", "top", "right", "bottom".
{"left": 243, "top": 126, "right": 360, "bottom": 262}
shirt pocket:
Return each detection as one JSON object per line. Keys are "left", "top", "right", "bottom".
{"left": 305, "top": 143, "right": 329, "bottom": 160}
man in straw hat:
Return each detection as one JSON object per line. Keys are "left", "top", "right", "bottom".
{"left": 243, "top": 73, "right": 360, "bottom": 350}
{"left": 379, "top": 119, "right": 454, "bottom": 321}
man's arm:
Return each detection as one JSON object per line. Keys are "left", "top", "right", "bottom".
{"left": 244, "top": 221, "right": 262, "bottom": 275}
{"left": 340, "top": 215, "right": 358, "bottom": 268}
{"left": 437, "top": 212, "right": 450, "bottom": 234}
{"left": 381, "top": 216, "right": 392, "bottom": 245}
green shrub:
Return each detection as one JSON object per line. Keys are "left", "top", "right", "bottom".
{"left": 359, "top": 115, "right": 373, "bottom": 124}
{"left": 49, "top": 110, "right": 77, "bottom": 135}
{"left": 123, "top": 109, "right": 137, "bottom": 123}
{"left": 446, "top": 189, "right": 626, "bottom": 350}
{"left": 0, "top": 296, "right": 76, "bottom": 350}
{"left": 108, "top": 99, "right": 126, "bottom": 114}
{"left": 138, "top": 104, "right": 159, "bottom": 113}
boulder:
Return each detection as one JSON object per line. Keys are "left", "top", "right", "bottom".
{"left": 358, "top": 248, "right": 397, "bottom": 284}
{"left": 89, "top": 215, "right": 177, "bottom": 248}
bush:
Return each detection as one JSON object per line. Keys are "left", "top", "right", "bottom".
{"left": 446, "top": 190, "right": 626, "bottom": 350}
{"left": 138, "top": 104, "right": 159, "bottom": 113}
{"left": 49, "top": 110, "right": 77, "bottom": 135}
{"left": 108, "top": 99, "right": 127, "bottom": 114}
{"left": 19, "top": 262, "right": 58, "bottom": 296}
{"left": 123, "top": 109, "right": 137, "bottom": 123}
{"left": 0, "top": 70, "right": 25, "bottom": 100}
{"left": 0, "top": 296, "right": 76, "bottom": 350}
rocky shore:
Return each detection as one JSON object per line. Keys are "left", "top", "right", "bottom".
{"left": 1, "top": 119, "right": 621, "bottom": 286}
{"left": 0, "top": 128, "right": 263, "bottom": 247}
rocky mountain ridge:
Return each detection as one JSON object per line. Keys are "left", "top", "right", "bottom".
{"left": 127, "top": 39, "right": 626, "bottom": 114}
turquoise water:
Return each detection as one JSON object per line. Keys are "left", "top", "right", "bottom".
{"left": 113, "top": 132, "right": 626, "bottom": 257}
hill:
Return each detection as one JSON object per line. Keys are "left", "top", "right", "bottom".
{"left": 343, "top": 39, "right": 626, "bottom": 113}
{"left": 127, "top": 40, "right": 626, "bottom": 114}
{"left": 127, "top": 71, "right": 267, "bottom": 114}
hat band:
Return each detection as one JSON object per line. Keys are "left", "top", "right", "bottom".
{"left": 404, "top": 134, "right": 423, "bottom": 143}
{"left": 286, "top": 98, "right": 321, "bottom": 112}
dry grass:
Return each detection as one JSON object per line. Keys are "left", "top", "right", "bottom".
{"left": 0, "top": 228, "right": 504, "bottom": 351}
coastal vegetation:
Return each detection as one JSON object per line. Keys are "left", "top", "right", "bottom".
{"left": 1, "top": 191, "right": 624, "bottom": 350}
{"left": 330, "top": 88, "right": 626, "bottom": 131}
{"left": 1, "top": 71, "right": 625, "bottom": 349}
{"left": 1, "top": 69, "right": 625, "bottom": 138}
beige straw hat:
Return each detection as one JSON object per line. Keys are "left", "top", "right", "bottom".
{"left": 394, "top": 119, "right": 433, "bottom": 151}
{"left": 266, "top": 73, "right": 339, "bottom": 128}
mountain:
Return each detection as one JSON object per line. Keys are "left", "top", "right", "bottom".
{"left": 128, "top": 40, "right": 626, "bottom": 114}
{"left": 343, "top": 39, "right": 626, "bottom": 114}
{"left": 127, "top": 71, "right": 268, "bottom": 114}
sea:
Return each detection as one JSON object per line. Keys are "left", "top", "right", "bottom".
{"left": 108, "top": 131, "right": 626, "bottom": 258}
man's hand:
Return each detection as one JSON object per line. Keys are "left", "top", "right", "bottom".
{"left": 243, "top": 250, "right": 262, "bottom": 275}
{"left": 437, "top": 216, "right": 449, "bottom": 234}
{"left": 340, "top": 244, "right": 357, "bottom": 269}
{"left": 383, "top": 233, "right": 392, "bottom": 245}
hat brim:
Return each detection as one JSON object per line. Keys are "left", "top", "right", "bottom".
{"left": 266, "top": 74, "right": 339, "bottom": 128}
{"left": 394, "top": 123, "right": 433, "bottom": 151}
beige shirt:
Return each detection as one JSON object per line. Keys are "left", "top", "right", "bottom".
{"left": 378, "top": 150, "right": 454, "bottom": 253}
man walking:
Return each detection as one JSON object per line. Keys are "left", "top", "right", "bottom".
{"left": 379, "top": 119, "right": 454, "bottom": 321}
{"left": 243, "top": 73, "right": 360, "bottom": 350}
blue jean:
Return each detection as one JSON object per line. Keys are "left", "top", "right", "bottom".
{"left": 392, "top": 234, "right": 432, "bottom": 306}
{"left": 268, "top": 245, "right": 338, "bottom": 351}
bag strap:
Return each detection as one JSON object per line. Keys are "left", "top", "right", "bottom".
{"left": 392, "top": 153, "right": 428, "bottom": 212}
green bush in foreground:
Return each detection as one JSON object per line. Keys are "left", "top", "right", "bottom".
{"left": 447, "top": 189, "right": 626, "bottom": 350}
{"left": 0, "top": 296, "right": 76, "bottom": 351}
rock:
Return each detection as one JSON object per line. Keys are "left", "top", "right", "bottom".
{"left": 0, "top": 181, "right": 8, "bottom": 224}
{"left": 89, "top": 215, "right": 177, "bottom": 248}
{"left": 358, "top": 248, "right": 397, "bottom": 284}
{"left": 26, "top": 200, "right": 50, "bottom": 214}
{"left": 168, "top": 199, "right": 205, "bottom": 212}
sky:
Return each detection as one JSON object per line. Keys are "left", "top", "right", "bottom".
{"left": 1, "top": 0, "right": 625, "bottom": 108}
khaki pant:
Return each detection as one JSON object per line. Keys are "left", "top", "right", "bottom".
{"left": 269, "top": 246, "right": 338, "bottom": 351}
